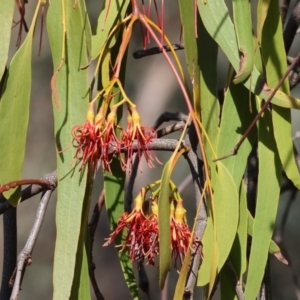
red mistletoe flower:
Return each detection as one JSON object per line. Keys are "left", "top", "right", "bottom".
{"left": 170, "top": 199, "right": 192, "bottom": 267}
{"left": 121, "top": 107, "right": 157, "bottom": 170}
{"left": 103, "top": 192, "right": 159, "bottom": 265}
{"left": 99, "top": 107, "right": 125, "bottom": 172}
{"left": 72, "top": 103, "right": 101, "bottom": 170}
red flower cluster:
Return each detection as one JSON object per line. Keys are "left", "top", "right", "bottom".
{"left": 103, "top": 193, "right": 159, "bottom": 265}
{"left": 72, "top": 104, "right": 157, "bottom": 172}
{"left": 104, "top": 194, "right": 196, "bottom": 267}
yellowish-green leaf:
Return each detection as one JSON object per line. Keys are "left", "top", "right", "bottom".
{"left": 158, "top": 159, "right": 172, "bottom": 289}
{"left": 197, "top": 0, "right": 300, "bottom": 109}
{"left": 232, "top": 0, "right": 254, "bottom": 83}
{"left": 0, "top": 1, "right": 42, "bottom": 205}
{"left": 247, "top": 212, "right": 287, "bottom": 264}
{"left": 245, "top": 107, "right": 281, "bottom": 299}
{"left": 257, "top": 0, "right": 270, "bottom": 44}
{"left": 197, "top": 210, "right": 215, "bottom": 286}
{"left": 229, "top": 181, "right": 248, "bottom": 280}
{"left": 91, "top": 0, "right": 130, "bottom": 60}
{"left": 213, "top": 161, "right": 239, "bottom": 271}
{"left": 47, "top": 0, "right": 90, "bottom": 298}
{"left": 0, "top": 0, "right": 14, "bottom": 79}
{"left": 260, "top": 0, "right": 300, "bottom": 190}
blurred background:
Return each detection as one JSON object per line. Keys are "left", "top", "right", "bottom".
{"left": 1, "top": 0, "right": 300, "bottom": 299}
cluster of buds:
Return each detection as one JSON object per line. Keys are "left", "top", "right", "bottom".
{"left": 104, "top": 189, "right": 197, "bottom": 267}
{"left": 72, "top": 103, "right": 157, "bottom": 172}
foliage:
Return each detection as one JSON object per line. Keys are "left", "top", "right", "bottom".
{"left": 0, "top": 0, "right": 299, "bottom": 299}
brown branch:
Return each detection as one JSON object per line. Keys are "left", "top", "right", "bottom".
{"left": 226, "top": 260, "right": 246, "bottom": 300}
{"left": 10, "top": 189, "right": 54, "bottom": 300}
{"left": 183, "top": 124, "right": 206, "bottom": 299}
{"left": 88, "top": 190, "right": 105, "bottom": 300}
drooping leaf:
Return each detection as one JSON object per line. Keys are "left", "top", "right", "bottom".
{"left": 70, "top": 171, "right": 94, "bottom": 300}
{"left": 245, "top": 105, "right": 281, "bottom": 299}
{"left": 197, "top": 209, "right": 215, "bottom": 286}
{"left": 0, "top": 0, "right": 14, "bottom": 79}
{"left": 247, "top": 212, "right": 288, "bottom": 264}
{"left": 158, "top": 159, "right": 172, "bottom": 289}
{"left": 256, "top": 0, "right": 270, "bottom": 44}
{"left": 197, "top": 0, "right": 300, "bottom": 109}
{"left": 0, "top": 1, "right": 41, "bottom": 206}
{"left": 232, "top": 0, "right": 254, "bottom": 83}
{"left": 91, "top": 0, "right": 130, "bottom": 60}
{"left": 229, "top": 180, "right": 248, "bottom": 280}
{"left": 47, "top": 0, "right": 90, "bottom": 298}
{"left": 260, "top": 0, "right": 300, "bottom": 189}
{"left": 212, "top": 161, "right": 239, "bottom": 272}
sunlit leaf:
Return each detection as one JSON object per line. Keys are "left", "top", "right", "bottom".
{"left": 158, "top": 159, "right": 172, "bottom": 289}
{"left": 232, "top": 0, "right": 254, "bottom": 83}
{"left": 91, "top": 0, "right": 130, "bottom": 60}
{"left": 212, "top": 161, "right": 239, "bottom": 272}
{"left": 197, "top": 0, "right": 300, "bottom": 109}
{"left": 260, "top": 0, "right": 300, "bottom": 189}
{"left": 0, "top": 1, "right": 42, "bottom": 205}
{"left": 0, "top": 0, "right": 14, "bottom": 79}
{"left": 47, "top": 0, "right": 90, "bottom": 298}
{"left": 245, "top": 105, "right": 281, "bottom": 299}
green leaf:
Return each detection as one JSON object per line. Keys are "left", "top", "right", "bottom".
{"left": 197, "top": 0, "right": 300, "bottom": 109}
{"left": 0, "top": 1, "right": 41, "bottom": 205}
{"left": 247, "top": 212, "right": 287, "bottom": 264}
{"left": 197, "top": 210, "right": 215, "bottom": 286}
{"left": 178, "top": 0, "right": 200, "bottom": 117}
{"left": 229, "top": 181, "right": 248, "bottom": 280}
{"left": 70, "top": 172, "right": 94, "bottom": 300}
{"left": 91, "top": 0, "right": 130, "bottom": 60}
{"left": 256, "top": 0, "right": 270, "bottom": 44}
{"left": 245, "top": 107, "right": 281, "bottom": 299}
{"left": 260, "top": 0, "right": 300, "bottom": 189}
{"left": 216, "top": 79, "right": 257, "bottom": 186}
{"left": 232, "top": 0, "right": 254, "bottom": 83}
{"left": 158, "top": 160, "right": 172, "bottom": 289}
{"left": 0, "top": 0, "right": 14, "bottom": 79}
{"left": 47, "top": 0, "right": 90, "bottom": 298}
{"left": 213, "top": 161, "right": 239, "bottom": 272}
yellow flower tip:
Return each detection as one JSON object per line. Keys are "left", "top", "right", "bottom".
{"left": 151, "top": 201, "right": 158, "bottom": 216}
{"left": 87, "top": 103, "right": 95, "bottom": 123}
{"left": 175, "top": 207, "right": 186, "bottom": 223}
{"left": 175, "top": 199, "right": 186, "bottom": 222}
{"left": 134, "top": 193, "right": 144, "bottom": 210}
{"left": 107, "top": 108, "right": 117, "bottom": 123}
{"left": 131, "top": 107, "right": 141, "bottom": 124}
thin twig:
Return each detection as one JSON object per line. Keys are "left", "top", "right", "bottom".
{"left": 0, "top": 208, "right": 16, "bottom": 300}
{"left": 183, "top": 124, "right": 207, "bottom": 300}
{"left": 214, "top": 51, "right": 300, "bottom": 161}
{"left": 10, "top": 189, "right": 54, "bottom": 300}
{"left": 226, "top": 260, "right": 246, "bottom": 300}
{"left": 0, "top": 171, "right": 57, "bottom": 215}
{"left": 88, "top": 190, "right": 105, "bottom": 300}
